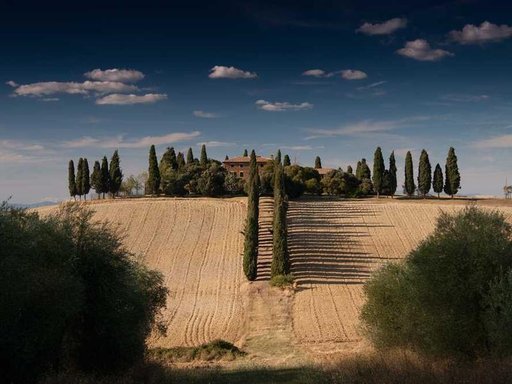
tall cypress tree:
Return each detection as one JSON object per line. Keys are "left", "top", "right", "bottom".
{"left": 147, "top": 145, "right": 160, "bottom": 195}
{"left": 243, "top": 150, "right": 259, "bottom": 281}
{"left": 389, "top": 151, "right": 397, "bottom": 197}
{"left": 200, "top": 144, "right": 208, "bottom": 168}
{"left": 283, "top": 154, "right": 291, "bottom": 167}
{"left": 372, "top": 147, "right": 385, "bottom": 198}
{"left": 100, "top": 156, "right": 110, "bottom": 199}
{"left": 360, "top": 158, "right": 371, "bottom": 180}
{"left": 444, "top": 147, "right": 461, "bottom": 198}
{"left": 160, "top": 147, "right": 178, "bottom": 179}
{"left": 355, "top": 161, "right": 362, "bottom": 180}
{"left": 186, "top": 147, "right": 194, "bottom": 164}
{"left": 177, "top": 152, "right": 185, "bottom": 170}
{"left": 347, "top": 165, "right": 353, "bottom": 175}
{"left": 68, "top": 160, "right": 77, "bottom": 200}
{"left": 276, "top": 149, "right": 282, "bottom": 165}
{"left": 109, "top": 150, "right": 123, "bottom": 197}
{"left": 271, "top": 160, "right": 289, "bottom": 277}
{"left": 243, "top": 149, "right": 248, "bottom": 157}
{"left": 91, "top": 160, "right": 101, "bottom": 198}
{"left": 82, "top": 158, "right": 90, "bottom": 200}
{"left": 404, "top": 151, "right": 415, "bottom": 196}
{"left": 76, "top": 158, "right": 84, "bottom": 200}
{"left": 315, "top": 156, "right": 322, "bottom": 169}
{"left": 433, "top": 163, "right": 444, "bottom": 198}
{"left": 417, "top": 149, "right": 432, "bottom": 198}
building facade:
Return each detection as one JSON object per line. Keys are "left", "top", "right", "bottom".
{"left": 222, "top": 155, "right": 273, "bottom": 181}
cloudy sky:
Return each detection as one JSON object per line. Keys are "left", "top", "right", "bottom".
{"left": 2, "top": 0, "right": 512, "bottom": 202}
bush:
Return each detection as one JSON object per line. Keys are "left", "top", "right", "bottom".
{"left": 361, "top": 206, "right": 512, "bottom": 358}
{"left": 270, "top": 274, "right": 294, "bottom": 288}
{"left": 0, "top": 203, "right": 168, "bottom": 383}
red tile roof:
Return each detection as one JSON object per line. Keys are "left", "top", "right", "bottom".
{"left": 223, "top": 156, "right": 273, "bottom": 164}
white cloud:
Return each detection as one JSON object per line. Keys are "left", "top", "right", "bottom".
{"left": 281, "top": 145, "right": 322, "bottom": 151}
{"left": 357, "top": 80, "right": 387, "bottom": 90}
{"left": 0, "top": 140, "right": 48, "bottom": 163}
{"left": 193, "top": 110, "right": 220, "bottom": 118}
{"left": 208, "top": 65, "right": 257, "bottom": 79}
{"left": 302, "top": 69, "right": 327, "bottom": 77}
{"left": 397, "top": 39, "right": 454, "bottom": 61}
{"left": 6, "top": 80, "right": 18, "bottom": 87}
{"left": 449, "top": 21, "right": 512, "bottom": 45}
{"left": 256, "top": 99, "right": 313, "bottom": 112}
{"left": 441, "top": 94, "right": 489, "bottom": 102}
{"left": 357, "top": 18, "right": 407, "bottom": 35}
{"left": 95, "top": 93, "right": 167, "bottom": 105}
{"left": 62, "top": 131, "right": 201, "bottom": 149}
{"left": 10, "top": 81, "right": 138, "bottom": 97}
{"left": 472, "top": 134, "right": 512, "bottom": 149}
{"left": 196, "top": 141, "right": 236, "bottom": 147}
{"left": 84, "top": 68, "right": 145, "bottom": 82}
{"left": 341, "top": 69, "right": 368, "bottom": 80}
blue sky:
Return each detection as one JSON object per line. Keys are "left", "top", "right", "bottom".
{"left": 2, "top": 0, "right": 512, "bottom": 202}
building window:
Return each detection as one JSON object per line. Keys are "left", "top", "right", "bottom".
{"left": 240, "top": 172, "right": 244, "bottom": 177}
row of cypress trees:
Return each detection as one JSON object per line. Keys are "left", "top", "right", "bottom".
{"left": 404, "top": 147, "right": 460, "bottom": 198}
{"left": 372, "top": 148, "right": 398, "bottom": 198}
{"left": 68, "top": 150, "right": 123, "bottom": 200}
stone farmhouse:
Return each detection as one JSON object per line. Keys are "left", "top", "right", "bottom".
{"left": 222, "top": 155, "right": 273, "bottom": 181}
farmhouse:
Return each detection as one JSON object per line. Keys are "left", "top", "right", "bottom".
{"left": 315, "top": 167, "right": 336, "bottom": 178}
{"left": 223, "top": 155, "right": 272, "bottom": 181}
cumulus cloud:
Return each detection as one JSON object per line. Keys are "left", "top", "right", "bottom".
{"left": 255, "top": 99, "right": 313, "bottom": 112}
{"left": 193, "top": 110, "right": 220, "bottom": 118}
{"left": 449, "top": 21, "right": 512, "bottom": 45}
{"left": 357, "top": 17, "right": 407, "bottom": 35}
{"left": 0, "top": 140, "right": 48, "bottom": 163}
{"left": 341, "top": 69, "right": 368, "bottom": 80}
{"left": 209, "top": 65, "right": 257, "bottom": 79}
{"left": 302, "top": 69, "right": 328, "bottom": 77}
{"left": 62, "top": 131, "right": 200, "bottom": 149}
{"left": 9, "top": 81, "right": 138, "bottom": 97}
{"left": 84, "top": 68, "right": 144, "bottom": 82}
{"left": 95, "top": 93, "right": 167, "bottom": 105}
{"left": 397, "top": 39, "right": 454, "bottom": 61}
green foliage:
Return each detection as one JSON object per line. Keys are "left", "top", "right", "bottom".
{"left": 223, "top": 172, "right": 245, "bottom": 195}
{"left": 100, "top": 156, "right": 110, "bottom": 198}
{"left": 200, "top": 144, "right": 208, "bottom": 168}
{"left": 404, "top": 151, "right": 416, "bottom": 196}
{"left": 109, "top": 150, "right": 123, "bottom": 197}
{"left": 243, "top": 150, "right": 259, "bottom": 281}
{"left": 76, "top": 158, "right": 83, "bottom": 197}
{"left": 120, "top": 175, "right": 141, "bottom": 196}
{"left": 355, "top": 161, "right": 362, "bottom": 180}
{"left": 270, "top": 274, "right": 294, "bottom": 288}
{"left": 176, "top": 152, "right": 186, "bottom": 170}
{"left": 321, "top": 170, "right": 344, "bottom": 195}
{"left": 90, "top": 161, "right": 101, "bottom": 197}
{"left": 433, "top": 163, "right": 444, "bottom": 198}
{"left": 314, "top": 156, "right": 322, "bottom": 169}
{"left": 68, "top": 160, "right": 77, "bottom": 198}
{"left": 197, "top": 163, "right": 226, "bottom": 197}
{"left": 259, "top": 162, "right": 275, "bottom": 195}
{"left": 147, "top": 145, "right": 160, "bottom": 195}
{"left": 283, "top": 154, "right": 291, "bottom": 167}
{"left": 388, "top": 151, "right": 397, "bottom": 197}
{"left": 243, "top": 149, "right": 248, "bottom": 157}
{"left": 0, "top": 203, "right": 168, "bottom": 383}
{"left": 347, "top": 165, "right": 353, "bottom": 175}
{"left": 271, "top": 162, "right": 289, "bottom": 277}
{"left": 304, "top": 178, "right": 322, "bottom": 195}
{"left": 417, "top": 149, "right": 432, "bottom": 197}
{"left": 372, "top": 147, "right": 385, "bottom": 197}
{"left": 81, "top": 158, "right": 90, "bottom": 199}
{"left": 149, "top": 340, "right": 245, "bottom": 363}
{"left": 361, "top": 206, "right": 512, "bottom": 358}
{"left": 358, "top": 158, "right": 371, "bottom": 180}
{"left": 444, "top": 147, "right": 461, "bottom": 197}
{"left": 276, "top": 149, "right": 282, "bottom": 165}
{"left": 186, "top": 147, "right": 195, "bottom": 164}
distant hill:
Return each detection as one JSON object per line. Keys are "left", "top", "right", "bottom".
{"left": 10, "top": 200, "right": 60, "bottom": 209}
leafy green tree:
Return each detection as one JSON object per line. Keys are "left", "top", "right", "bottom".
{"left": 76, "top": 158, "right": 84, "bottom": 200}
{"left": 82, "top": 158, "right": 90, "bottom": 200}
{"left": 404, "top": 151, "right": 415, "bottom": 197}
{"left": 360, "top": 158, "right": 371, "bottom": 180}
{"left": 200, "top": 144, "right": 208, "bottom": 168}
{"left": 147, "top": 145, "right": 160, "bottom": 195}
{"left": 315, "top": 156, "right": 322, "bottom": 169}
{"left": 355, "top": 161, "right": 362, "bottom": 180}
{"left": 243, "top": 149, "right": 248, "bottom": 157}
{"left": 271, "top": 161, "right": 289, "bottom": 277}
{"left": 388, "top": 151, "right": 397, "bottom": 197}
{"left": 243, "top": 150, "right": 259, "bottom": 280}
{"left": 259, "top": 162, "right": 275, "bottom": 195}
{"left": 283, "top": 154, "right": 291, "bottom": 167}
{"left": 100, "top": 156, "right": 110, "bottom": 199}
{"left": 372, "top": 147, "right": 385, "bottom": 198}
{"left": 321, "top": 170, "right": 344, "bottom": 195}
{"left": 186, "top": 147, "right": 194, "bottom": 164}
{"left": 176, "top": 152, "right": 186, "bottom": 170}
{"left": 223, "top": 172, "right": 245, "bottom": 195}
{"left": 68, "top": 160, "right": 77, "bottom": 200}
{"left": 90, "top": 161, "right": 101, "bottom": 198}
{"left": 444, "top": 147, "right": 461, "bottom": 198}
{"left": 109, "top": 150, "right": 123, "bottom": 197}
{"left": 160, "top": 147, "right": 179, "bottom": 192}
{"left": 433, "top": 163, "right": 444, "bottom": 198}
{"left": 120, "top": 175, "right": 139, "bottom": 196}
{"left": 197, "top": 163, "right": 226, "bottom": 196}
{"left": 417, "top": 149, "right": 432, "bottom": 198}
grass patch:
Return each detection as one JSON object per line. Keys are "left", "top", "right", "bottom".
{"left": 148, "top": 339, "right": 245, "bottom": 363}
{"left": 270, "top": 274, "right": 294, "bottom": 288}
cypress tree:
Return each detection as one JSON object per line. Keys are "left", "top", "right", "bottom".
{"left": 100, "top": 156, "right": 110, "bottom": 199}
{"left": 186, "top": 147, "right": 194, "bottom": 164}
{"left": 417, "top": 149, "right": 432, "bottom": 198}
{"left": 91, "top": 160, "right": 101, "bottom": 198}
{"left": 444, "top": 147, "right": 461, "bottom": 198}
{"left": 200, "top": 144, "right": 208, "bottom": 168}
{"left": 160, "top": 147, "right": 178, "bottom": 175}
{"left": 243, "top": 149, "right": 248, "bottom": 157}
{"left": 433, "top": 163, "right": 444, "bottom": 198}
{"left": 177, "top": 152, "right": 185, "bottom": 170}
{"left": 82, "top": 158, "right": 90, "bottom": 200}
{"left": 360, "top": 158, "right": 371, "bottom": 180}
{"left": 283, "top": 154, "right": 291, "bottom": 167}
{"left": 243, "top": 150, "right": 259, "bottom": 281}
{"left": 68, "top": 160, "right": 77, "bottom": 200}
{"left": 76, "top": 158, "right": 84, "bottom": 200}
{"left": 271, "top": 160, "right": 289, "bottom": 277}
{"left": 276, "top": 150, "right": 282, "bottom": 165}
{"left": 355, "top": 161, "right": 362, "bottom": 180}
{"left": 404, "top": 151, "right": 416, "bottom": 196}
{"left": 347, "top": 165, "right": 353, "bottom": 175}
{"left": 315, "top": 156, "right": 322, "bottom": 169}
{"left": 109, "top": 150, "right": 123, "bottom": 197}
{"left": 147, "top": 145, "right": 160, "bottom": 195}
{"left": 389, "top": 151, "right": 397, "bottom": 197}
{"left": 372, "top": 147, "right": 385, "bottom": 198}
{"left": 225, "top": 155, "right": 229, "bottom": 161}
